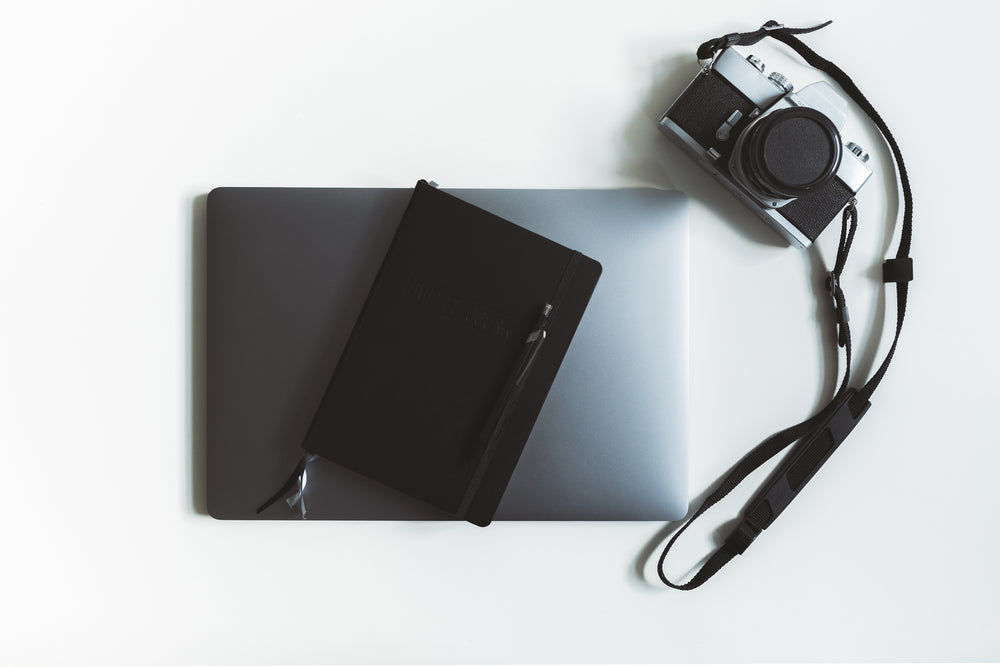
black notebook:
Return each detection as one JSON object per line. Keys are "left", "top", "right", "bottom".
{"left": 300, "top": 180, "right": 602, "bottom": 526}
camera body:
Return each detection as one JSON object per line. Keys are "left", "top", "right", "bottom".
{"left": 658, "top": 47, "right": 872, "bottom": 248}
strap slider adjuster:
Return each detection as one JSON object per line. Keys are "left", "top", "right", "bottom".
{"left": 883, "top": 257, "right": 914, "bottom": 283}
{"left": 720, "top": 32, "right": 743, "bottom": 49}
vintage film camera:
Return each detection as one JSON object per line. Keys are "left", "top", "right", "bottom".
{"left": 659, "top": 47, "right": 872, "bottom": 248}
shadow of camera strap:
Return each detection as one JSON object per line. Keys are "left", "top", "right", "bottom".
{"left": 657, "top": 20, "right": 913, "bottom": 590}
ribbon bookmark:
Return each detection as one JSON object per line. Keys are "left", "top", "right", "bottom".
{"left": 256, "top": 454, "right": 318, "bottom": 518}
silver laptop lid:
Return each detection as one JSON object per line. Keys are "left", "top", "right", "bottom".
{"left": 454, "top": 189, "right": 689, "bottom": 520}
{"left": 206, "top": 186, "right": 688, "bottom": 521}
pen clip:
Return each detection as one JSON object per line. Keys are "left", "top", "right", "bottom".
{"left": 514, "top": 303, "right": 552, "bottom": 386}
{"left": 515, "top": 330, "right": 546, "bottom": 386}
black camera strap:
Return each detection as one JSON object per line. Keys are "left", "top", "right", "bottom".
{"left": 657, "top": 21, "right": 913, "bottom": 590}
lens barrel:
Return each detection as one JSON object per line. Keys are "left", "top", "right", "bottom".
{"left": 739, "top": 107, "right": 842, "bottom": 200}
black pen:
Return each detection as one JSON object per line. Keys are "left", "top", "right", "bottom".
{"left": 461, "top": 303, "right": 553, "bottom": 462}
{"left": 513, "top": 303, "right": 552, "bottom": 386}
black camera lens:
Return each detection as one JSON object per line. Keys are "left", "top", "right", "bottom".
{"left": 740, "top": 107, "right": 842, "bottom": 199}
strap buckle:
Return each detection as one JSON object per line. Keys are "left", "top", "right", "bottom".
{"left": 723, "top": 519, "right": 761, "bottom": 555}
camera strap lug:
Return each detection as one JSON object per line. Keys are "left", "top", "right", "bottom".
{"left": 698, "top": 50, "right": 723, "bottom": 71}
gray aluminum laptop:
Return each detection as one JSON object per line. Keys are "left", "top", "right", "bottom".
{"left": 206, "top": 186, "right": 688, "bottom": 521}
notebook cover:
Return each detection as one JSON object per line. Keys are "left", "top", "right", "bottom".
{"left": 301, "top": 180, "right": 602, "bottom": 525}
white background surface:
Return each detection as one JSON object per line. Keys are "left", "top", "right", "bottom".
{"left": 1, "top": 0, "right": 998, "bottom": 663}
